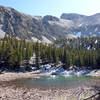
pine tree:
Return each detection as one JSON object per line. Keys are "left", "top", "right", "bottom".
{"left": 35, "top": 41, "right": 40, "bottom": 69}
{"left": 8, "top": 45, "right": 16, "bottom": 70}
{"left": 25, "top": 47, "right": 31, "bottom": 71}
{"left": 53, "top": 47, "right": 59, "bottom": 65}
{"left": 63, "top": 49, "right": 69, "bottom": 69}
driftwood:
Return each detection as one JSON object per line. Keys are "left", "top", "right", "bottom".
{"left": 82, "top": 92, "right": 100, "bottom": 100}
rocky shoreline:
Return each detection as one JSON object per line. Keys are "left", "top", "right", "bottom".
{"left": 0, "top": 71, "right": 100, "bottom": 100}
{"left": 0, "top": 71, "right": 53, "bottom": 82}
{"left": 0, "top": 81, "right": 99, "bottom": 100}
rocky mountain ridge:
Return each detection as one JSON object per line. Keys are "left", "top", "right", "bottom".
{"left": 0, "top": 6, "right": 100, "bottom": 43}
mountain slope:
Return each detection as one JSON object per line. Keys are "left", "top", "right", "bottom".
{"left": 61, "top": 13, "right": 100, "bottom": 37}
{"left": 0, "top": 6, "right": 100, "bottom": 43}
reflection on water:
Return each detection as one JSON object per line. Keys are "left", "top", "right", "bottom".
{"left": 12, "top": 75, "right": 100, "bottom": 89}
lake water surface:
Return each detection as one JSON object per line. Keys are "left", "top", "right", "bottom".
{"left": 12, "top": 75, "right": 100, "bottom": 89}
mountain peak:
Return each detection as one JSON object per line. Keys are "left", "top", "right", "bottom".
{"left": 42, "top": 15, "right": 59, "bottom": 23}
{"left": 60, "top": 13, "right": 86, "bottom": 20}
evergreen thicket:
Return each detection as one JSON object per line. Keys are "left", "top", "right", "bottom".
{"left": 0, "top": 36, "right": 100, "bottom": 71}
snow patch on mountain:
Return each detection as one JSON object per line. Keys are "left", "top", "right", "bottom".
{"left": 95, "top": 27, "right": 98, "bottom": 32}
{"left": 95, "top": 40, "right": 98, "bottom": 44}
{"left": 87, "top": 46, "right": 91, "bottom": 50}
{"left": 78, "top": 24, "right": 82, "bottom": 27}
{"left": 32, "top": 36, "right": 52, "bottom": 44}
{"left": 0, "top": 29, "right": 5, "bottom": 38}
{"left": 76, "top": 32, "right": 81, "bottom": 37}
{"left": 42, "top": 36, "right": 52, "bottom": 44}
{"left": 52, "top": 37, "right": 56, "bottom": 40}
{"left": 89, "top": 32, "right": 92, "bottom": 35}
{"left": 0, "top": 25, "right": 5, "bottom": 38}
{"left": 31, "top": 37, "right": 41, "bottom": 42}
{"left": 66, "top": 34, "right": 77, "bottom": 39}
{"left": 16, "top": 37, "right": 21, "bottom": 40}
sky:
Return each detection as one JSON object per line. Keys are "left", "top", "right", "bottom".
{"left": 0, "top": 0, "right": 100, "bottom": 18}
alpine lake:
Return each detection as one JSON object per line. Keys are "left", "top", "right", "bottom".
{"left": 11, "top": 75, "right": 100, "bottom": 89}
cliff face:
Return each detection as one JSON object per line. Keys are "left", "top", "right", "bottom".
{"left": 0, "top": 6, "right": 100, "bottom": 43}
{"left": 0, "top": 6, "right": 45, "bottom": 40}
{"left": 61, "top": 13, "right": 100, "bottom": 37}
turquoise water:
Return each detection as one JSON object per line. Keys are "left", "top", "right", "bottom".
{"left": 13, "top": 75, "right": 100, "bottom": 89}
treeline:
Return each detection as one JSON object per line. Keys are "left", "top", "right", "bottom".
{"left": 39, "top": 43, "right": 100, "bottom": 69}
{"left": 0, "top": 36, "right": 100, "bottom": 71}
{"left": 54, "top": 37, "right": 100, "bottom": 50}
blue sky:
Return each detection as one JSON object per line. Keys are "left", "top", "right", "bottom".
{"left": 0, "top": 0, "right": 100, "bottom": 17}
